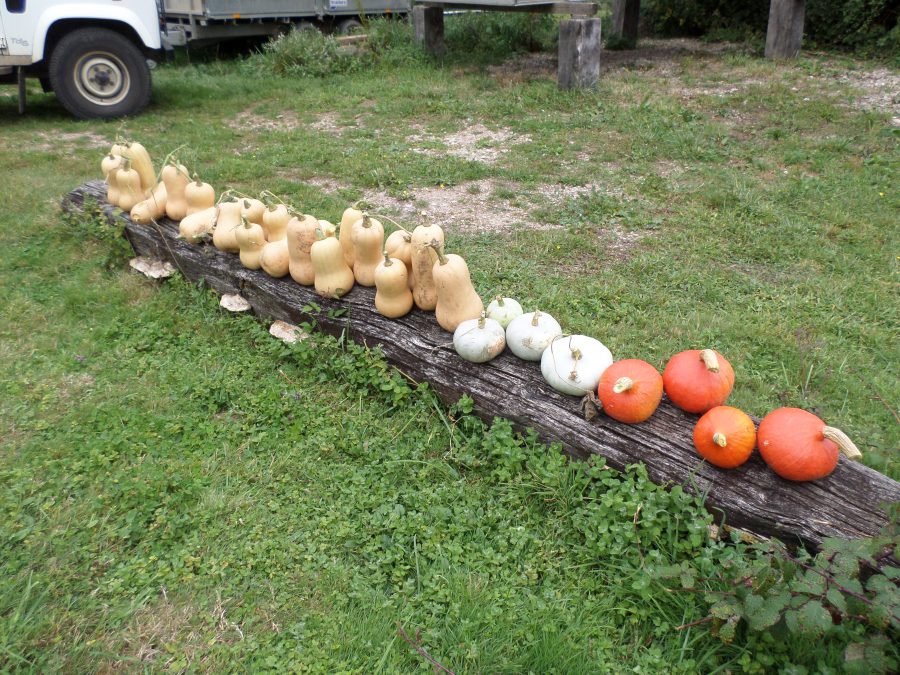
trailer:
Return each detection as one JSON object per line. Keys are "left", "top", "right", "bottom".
{"left": 162, "top": 0, "right": 410, "bottom": 47}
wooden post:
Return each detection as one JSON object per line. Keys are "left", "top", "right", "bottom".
{"left": 412, "top": 5, "right": 445, "bottom": 57}
{"left": 609, "top": 0, "right": 640, "bottom": 47}
{"left": 765, "top": 0, "right": 805, "bottom": 59}
{"left": 558, "top": 18, "right": 601, "bottom": 90}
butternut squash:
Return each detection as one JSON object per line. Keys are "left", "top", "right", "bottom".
{"left": 429, "top": 241, "right": 484, "bottom": 332}
{"left": 122, "top": 142, "right": 155, "bottom": 192}
{"left": 351, "top": 214, "right": 384, "bottom": 287}
{"left": 260, "top": 238, "right": 290, "bottom": 278}
{"left": 116, "top": 159, "right": 145, "bottom": 213}
{"left": 374, "top": 251, "right": 413, "bottom": 318}
{"left": 179, "top": 206, "right": 218, "bottom": 243}
{"left": 311, "top": 228, "right": 355, "bottom": 299}
{"left": 130, "top": 181, "right": 167, "bottom": 224}
{"left": 213, "top": 198, "right": 242, "bottom": 253}
{"left": 385, "top": 229, "right": 414, "bottom": 289}
{"left": 235, "top": 217, "right": 266, "bottom": 269}
{"left": 241, "top": 198, "right": 266, "bottom": 225}
{"left": 162, "top": 162, "right": 191, "bottom": 221}
{"left": 185, "top": 177, "right": 216, "bottom": 216}
{"left": 410, "top": 222, "right": 444, "bottom": 310}
{"left": 262, "top": 204, "right": 291, "bottom": 242}
{"left": 101, "top": 153, "right": 120, "bottom": 183}
{"left": 286, "top": 214, "right": 320, "bottom": 286}
{"left": 339, "top": 206, "right": 362, "bottom": 267}
{"left": 106, "top": 158, "right": 124, "bottom": 206}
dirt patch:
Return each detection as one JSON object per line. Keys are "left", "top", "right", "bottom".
{"left": 307, "top": 175, "right": 643, "bottom": 262}
{"left": 408, "top": 123, "right": 531, "bottom": 164}
{"left": 310, "top": 111, "right": 367, "bottom": 135}
{"left": 230, "top": 108, "right": 300, "bottom": 133}
{"left": 838, "top": 67, "right": 900, "bottom": 123}
{"left": 33, "top": 131, "right": 109, "bottom": 152}
{"left": 362, "top": 178, "right": 543, "bottom": 234}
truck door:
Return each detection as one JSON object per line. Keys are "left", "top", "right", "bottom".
{"left": 0, "top": 0, "right": 32, "bottom": 58}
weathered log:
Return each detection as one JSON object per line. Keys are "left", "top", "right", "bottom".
{"left": 62, "top": 181, "right": 900, "bottom": 550}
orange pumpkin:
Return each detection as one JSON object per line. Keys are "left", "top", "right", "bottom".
{"left": 757, "top": 407, "right": 861, "bottom": 482}
{"left": 662, "top": 349, "right": 734, "bottom": 414}
{"left": 597, "top": 359, "right": 663, "bottom": 424}
{"left": 693, "top": 406, "right": 756, "bottom": 469}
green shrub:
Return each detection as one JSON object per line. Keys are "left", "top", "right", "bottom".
{"left": 446, "top": 12, "right": 558, "bottom": 57}
{"left": 245, "top": 19, "right": 424, "bottom": 78}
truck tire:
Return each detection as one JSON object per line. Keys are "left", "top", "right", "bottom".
{"left": 49, "top": 28, "right": 151, "bottom": 119}
{"left": 337, "top": 18, "right": 364, "bottom": 35}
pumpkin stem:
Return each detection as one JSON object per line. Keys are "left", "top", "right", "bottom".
{"left": 613, "top": 377, "right": 634, "bottom": 394}
{"left": 478, "top": 312, "right": 486, "bottom": 330}
{"left": 713, "top": 432, "right": 728, "bottom": 448}
{"left": 531, "top": 310, "right": 541, "bottom": 327}
{"left": 700, "top": 349, "right": 720, "bottom": 373}
{"left": 495, "top": 295, "right": 505, "bottom": 306}
{"left": 822, "top": 426, "right": 862, "bottom": 460}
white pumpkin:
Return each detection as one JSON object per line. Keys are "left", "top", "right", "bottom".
{"left": 540, "top": 334, "right": 613, "bottom": 396}
{"left": 453, "top": 313, "right": 506, "bottom": 363}
{"left": 506, "top": 310, "right": 562, "bottom": 361}
{"left": 486, "top": 296, "right": 524, "bottom": 329}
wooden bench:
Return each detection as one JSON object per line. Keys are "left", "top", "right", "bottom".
{"left": 412, "top": 1, "right": 602, "bottom": 90}
{"left": 610, "top": 0, "right": 807, "bottom": 59}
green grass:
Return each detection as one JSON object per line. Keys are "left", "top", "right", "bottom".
{"left": 0, "top": 24, "right": 897, "bottom": 672}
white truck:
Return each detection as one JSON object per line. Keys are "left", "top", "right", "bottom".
{"left": 1, "top": 0, "right": 408, "bottom": 119}
{"left": 0, "top": 0, "right": 165, "bottom": 118}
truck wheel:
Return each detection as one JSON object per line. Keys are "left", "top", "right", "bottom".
{"left": 337, "top": 18, "right": 364, "bottom": 35}
{"left": 49, "top": 28, "right": 151, "bottom": 119}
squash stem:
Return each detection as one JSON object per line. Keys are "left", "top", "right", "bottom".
{"left": 428, "top": 239, "right": 448, "bottom": 265}
{"left": 713, "top": 432, "right": 727, "bottom": 448}
{"left": 822, "top": 426, "right": 862, "bottom": 460}
{"left": 382, "top": 250, "right": 392, "bottom": 266}
{"left": 613, "top": 377, "right": 633, "bottom": 394}
{"left": 531, "top": 310, "right": 541, "bottom": 327}
{"left": 494, "top": 295, "right": 505, "bottom": 306}
{"left": 700, "top": 349, "right": 720, "bottom": 373}
{"left": 478, "top": 312, "right": 486, "bottom": 330}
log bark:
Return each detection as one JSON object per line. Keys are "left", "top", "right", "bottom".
{"left": 62, "top": 182, "right": 900, "bottom": 550}
{"left": 765, "top": 0, "right": 805, "bottom": 59}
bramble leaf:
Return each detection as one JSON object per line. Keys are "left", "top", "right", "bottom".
{"left": 744, "top": 591, "right": 790, "bottom": 631}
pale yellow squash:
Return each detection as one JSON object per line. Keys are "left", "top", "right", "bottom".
{"left": 351, "top": 214, "right": 384, "bottom": 287}
{"left": 235, "top": 218, "right": 266, "bottom": 269}
{"left": 311, "top": 228, "right": 355, "bottom": 298}
{"left": 286, "top": 214, "right": 320, "bottom": 286}
{"left": 213, "top": 198, "right": 243, "bottom": 253}
{"left": 162, "top": 163, "right": 191, "bottom": 221}
{"left": 179, "top": 206, "right": 218, "bottom": 243}
{"left": 410, "top": 222, "right": 444, "bottom": 310}
{"left": 185, "top": 178, "right": 216, "bottom": 216}
{"left": 430, "top": 242, "right": 483, "bottom": 332}
{"left": 374, "top": 252, "right": 413, "bottom": 318}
